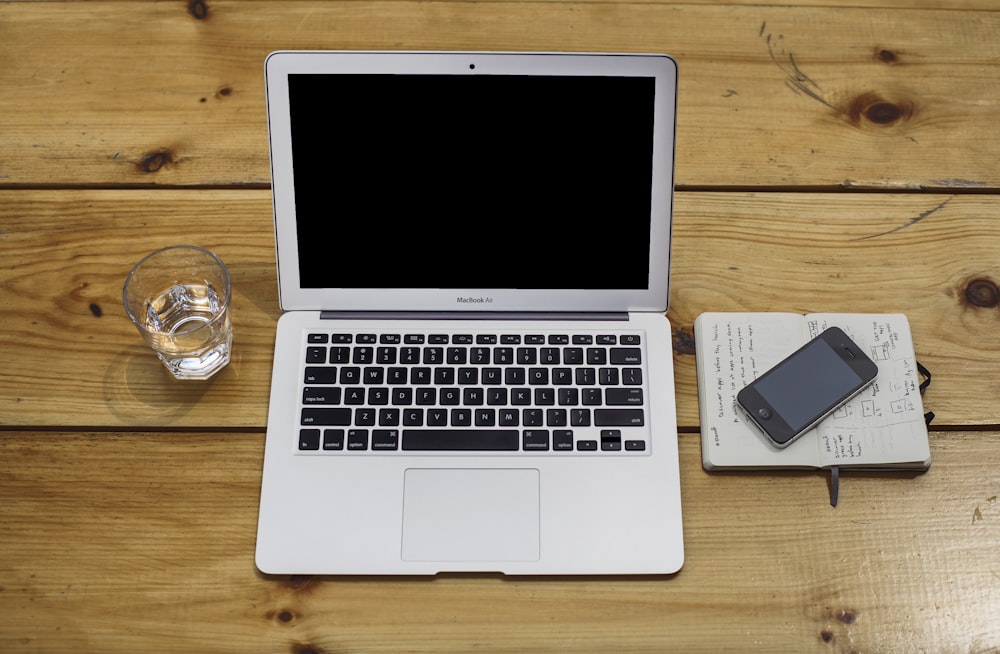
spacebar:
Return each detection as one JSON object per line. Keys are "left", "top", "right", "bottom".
{"left": 402, "top": 429, "right": 520, "bottom": 451}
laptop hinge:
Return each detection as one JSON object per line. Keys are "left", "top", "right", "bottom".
{"left": 318, "top": 311, "right": 629, "bottom": 321}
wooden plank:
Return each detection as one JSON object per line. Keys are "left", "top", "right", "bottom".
{"left": 1, "top": 428, "right": 998, "bottom": 652}
{"left": 1, "top": 3, "right": 998, "bottom": 189}
{"left": 1, "top": 189, "right": 997, "bottom": 429}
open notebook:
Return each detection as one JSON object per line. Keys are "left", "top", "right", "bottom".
{"left": 255, "top": 51, "right": 684, "bottom": 575}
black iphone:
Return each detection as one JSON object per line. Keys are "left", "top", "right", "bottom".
{"left": 736, "top": 326, "right": 879, "bottom": 448}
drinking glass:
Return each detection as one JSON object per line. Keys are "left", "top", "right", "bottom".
{"left": 123, "top": 245, "right": 232, "bottom": 380}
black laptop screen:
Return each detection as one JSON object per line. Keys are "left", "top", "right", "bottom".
{"left": 287, "top": 74, "right": 655, "bottom": 290}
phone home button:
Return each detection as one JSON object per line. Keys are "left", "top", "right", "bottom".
{"left": 757, "top": 407, "right": 773, "bottom": 420}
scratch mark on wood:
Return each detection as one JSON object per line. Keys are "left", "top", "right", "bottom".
{"left": 760, "top": 26, "right": 841, "bottom": 113}
{"left": 853, "top": 197, "right": 952, "bottom": 241}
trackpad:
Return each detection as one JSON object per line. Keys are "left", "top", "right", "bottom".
{"left": 402, "top": 468, "right": 540, "bottom": 562}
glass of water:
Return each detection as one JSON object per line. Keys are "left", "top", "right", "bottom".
{"left": 123, "top": 245, "right": 232, "bottom": 380}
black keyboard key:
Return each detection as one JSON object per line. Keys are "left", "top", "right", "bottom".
{"left": 625, "top": 440, "right": 646, "bottom": 451}
{"left": 299, "top": 429, "right": 321, "bottom": 450}
{"left": 605, "top": 388, "right": 644, "bottom": 406}
{"left": 523, "top": 430, "right": 550, "bottom": 451}
{"left": 323, "top": 429, "right": 345, "bottom": 450}
{"left": 308, "top": 333, "right": 329, "bottom": 344}
{"left": 372, "top": 429, "right": 399, "bottom": 450}
{"left": 304, "top": 367, "right": 338, "bottom": 384}
{"left": 610, "top": 347, "right": 642, "bottom": 365}
{"left": 303, "top": 387, "right": 341, "bottom": 405}
{"left": 301, "top": 408, "right": 351, "bottom": 426}
{"left": 599, "top": 368, "right": 619, "bottom": 385}
{"left": 402, "top": 429, "right": 519, "bottom": 451}
{"left": 475, "top": 409, "right": 496, "bottom": 426}
{"left": 306, "top": 347, "right": 326, "bottom": 364}
{"left": 622, "top": 368, "right": 643, "bottom": 385}
{"left": 522, "top": 409, "right": 543, "bottom": 426}
{"left": 499, "top": 409, "right": 519, "bottom": 426}
{"left": 577, "top": 440, "right": 598, "bottom": 451}
{"left": 620, "top": 334, "right": 641, "bottom": 345}
{"left": 553, "top": 430, "right": 574, "bottom": 451}
{"left": 587, "top": 348, "right": 607, "bottom": 365}
{"left": 434, "top": 368, "right": 455, "bottom": 385}
{"left": 594, "top": 409, "right": 645, "bottom": 426}
{"left": 353, "top": 347, "right": 374, "bottom": 364}
{"left": 546, "top": 409, "right": 567, "bottom": 426}
{"left": 403, "top": 408, "right": 424, "bottom": 426}
{"left": 601, "top": 429, "right": 623, "bottom": 450}
{"left": 451, "top": 409, "right": 472, "bottom": 426}
{"left": 347, "top": 429, "right": 369, "bottom": 450}
{"left": 364, "top": 367, "right": 385, "bottom": 384}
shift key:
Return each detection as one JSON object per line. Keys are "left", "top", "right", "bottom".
{"left": 301, "top": 408, "right": 352, "bottom": 426}
{"left": 594, "top": 409, "right": 644, "bottom": 426}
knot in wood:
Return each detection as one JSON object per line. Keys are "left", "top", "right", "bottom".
{"left": 848, "top": 92, "right": 913, "bottom": 128}
{"left": 188, "top": 0, "right": 208, "bottom": 20}
{"left": 964, "top": 278, "right": 999, "bottom": 308}
{"left": 865, "top": 102, "right": 903, "bottom": 125}
{"left": 138, "top": 150, "right": 174, "bottom": 174}
{"left": 875, "top": 49, "right": 897, "bottom": 63}
{"left": 672, "top": 327, "right": 696, "bottom": 356}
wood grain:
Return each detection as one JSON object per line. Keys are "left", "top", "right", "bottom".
{"left": 1, "top": 190, "right": 997, "bottom": 429}
{"left": 1, "top": 2, "right": 998, "bottom": 189}
{"left": 1, "top": 429, "right": 998, "bottom": 653}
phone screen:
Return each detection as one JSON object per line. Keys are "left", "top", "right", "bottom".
{"left": 752, "top": 337, "right": 866, "bottom": 434}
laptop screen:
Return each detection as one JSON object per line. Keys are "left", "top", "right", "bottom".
{"left": 266, "top": 52, "right": 676, "bottom": 313}
{"left": 287, "top": 74, "right": 655, "bottom": 290}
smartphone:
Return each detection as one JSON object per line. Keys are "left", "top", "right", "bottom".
{"left": 736, "top": 326, "right": 879, "bottom": 448}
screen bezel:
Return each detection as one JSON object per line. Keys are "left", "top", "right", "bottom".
{"left": 265, "top": 51, "right": 677, "bottom": 313}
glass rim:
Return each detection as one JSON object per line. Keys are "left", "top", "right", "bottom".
{"left": 122, "top": 245, "right": 232, "bottom": 334}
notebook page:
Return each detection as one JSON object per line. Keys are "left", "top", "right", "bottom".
{"left": 806, "top": 315, "right": 930, "bottom": 468}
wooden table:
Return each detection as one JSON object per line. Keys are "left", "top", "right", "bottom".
{"left": 2, "top": 1, "right": 999, "bottom": 651}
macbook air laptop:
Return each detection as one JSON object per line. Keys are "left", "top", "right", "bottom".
{"left": 256, "top": 50, "right": 683, "bottom": 575}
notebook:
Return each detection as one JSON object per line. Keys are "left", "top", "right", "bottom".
{"left": 255, "top": 50, "right": 684, "bottom": 575}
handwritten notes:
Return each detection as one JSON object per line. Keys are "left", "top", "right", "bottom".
{"left": 695, "top": 312, "right": 930, "bottom": 470}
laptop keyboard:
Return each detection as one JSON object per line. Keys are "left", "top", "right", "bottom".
{"left": 296, "top": 330, "right": 651, "bottom": 455}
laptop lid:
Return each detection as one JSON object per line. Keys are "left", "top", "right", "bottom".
{"left": 265, "top": 51, "right": 678, "bottom": 314}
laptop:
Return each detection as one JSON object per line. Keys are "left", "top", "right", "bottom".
{"left": 256, "top": 50, "right": 683, "bottom": 575}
